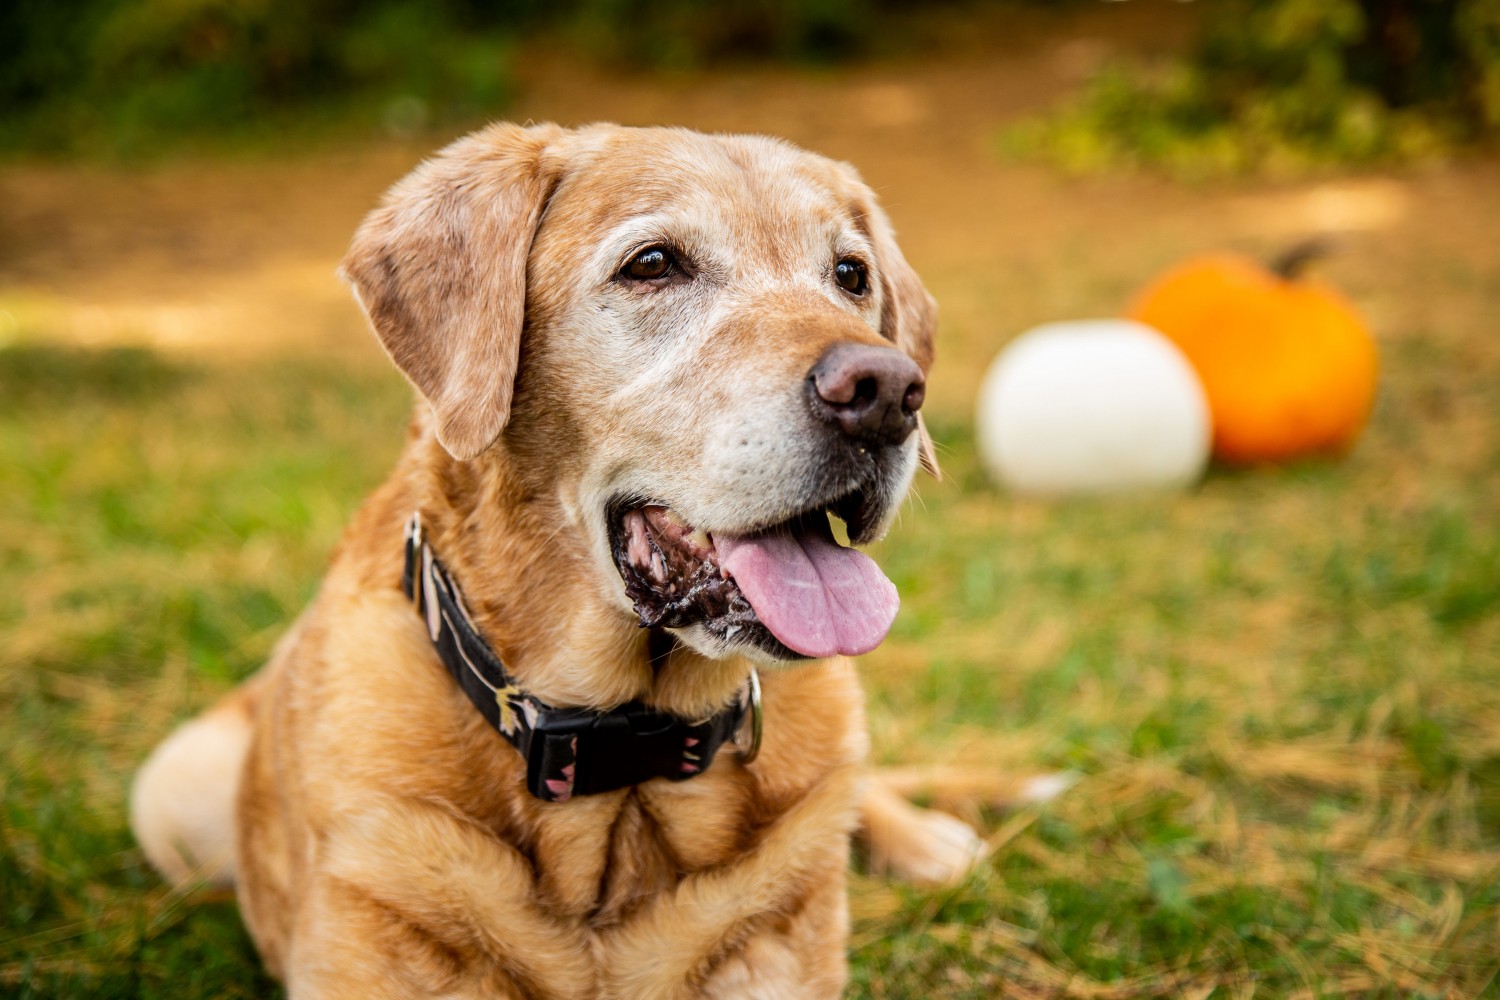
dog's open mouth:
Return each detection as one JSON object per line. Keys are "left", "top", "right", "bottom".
{"left": 609, "top": 494, "right": 899, "bottom": 660}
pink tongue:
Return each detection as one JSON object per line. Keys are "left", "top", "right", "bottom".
{"left": 714, "top": 526, "right": 899, "bottom": 658}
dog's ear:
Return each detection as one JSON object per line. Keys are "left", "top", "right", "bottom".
{"left": 341, "top": 123, "right": 564, "bottom": 460}
{"left": 858, "top": 194, "right": 941, "bottom": 479}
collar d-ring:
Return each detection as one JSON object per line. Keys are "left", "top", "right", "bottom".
{"left": 738, "top": 666, "right": 763, "bottom": 765}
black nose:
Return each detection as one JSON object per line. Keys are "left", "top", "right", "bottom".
{"left": 807, "top": 343, "right": 925, "bottom": 447}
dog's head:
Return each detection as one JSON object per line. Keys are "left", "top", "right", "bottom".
{"left": 343, "top": 123, "right": 937, "bottom": 665}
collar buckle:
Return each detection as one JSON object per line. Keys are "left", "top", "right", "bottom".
{"left": 523, "top": 700, "right": 745, "bottom": 802}
{"left": 403, "top": 511, "right": 756, "bottom": 803}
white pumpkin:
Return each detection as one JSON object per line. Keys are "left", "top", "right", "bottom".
{"left": 975, "top": 319, "right": 1211, "bottom": 494}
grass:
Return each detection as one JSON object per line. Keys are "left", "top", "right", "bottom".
{"left": 3, "top": 169, "right": 1500, "bottom": 999}
{"left": 0, "top": 345, "right": 412, "bottom": 997}
{"left": 851, "top": 413, "right": 1500, "bottom": 996}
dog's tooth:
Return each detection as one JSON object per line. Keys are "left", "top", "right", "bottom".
{"left": 626, "top": 512, "right": 653, "bottom": 569}
{"left": 689, "top": 528, "right": 710, "bottom": 550}
{"left": 661, "top": 508, "right": 687, "bottom": 529}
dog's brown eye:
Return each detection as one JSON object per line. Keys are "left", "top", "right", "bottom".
{"left": 624, "top": 247, "right": 673, "bottom": 280}
{"left": 835, "top": 259, "right": 867, "bottom": 295}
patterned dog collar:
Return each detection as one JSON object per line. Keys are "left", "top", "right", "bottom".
{"left": 401, "top": 513, "right": 759, "bottom": 802}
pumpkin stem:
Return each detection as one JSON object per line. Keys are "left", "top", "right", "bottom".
{"left": 1270, "top": 237, "right": 1336, "bottom": 281}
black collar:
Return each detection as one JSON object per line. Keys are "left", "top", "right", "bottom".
{"left": 401, "top": 513, "right": 760, "bottom": 802}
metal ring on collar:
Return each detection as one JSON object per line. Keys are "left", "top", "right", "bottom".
{"left": 738, "top": 666, "right": 763, "bottom": 765}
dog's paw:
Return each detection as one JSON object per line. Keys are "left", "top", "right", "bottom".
{"left": 886, "top": 806, "right": 986, "bottom": 886}
{"left": 860, "top": 769, "right": 1079, "bottom": 885}
{"left": 863, "top": 787, "right": 985, "bottom": 886}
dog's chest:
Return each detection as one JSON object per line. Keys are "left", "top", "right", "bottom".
{"left": 528, "top": 776, "right": 754, "bottom": 924}
{"left": 592, "top": 794, "right": 690, "bottom": 924}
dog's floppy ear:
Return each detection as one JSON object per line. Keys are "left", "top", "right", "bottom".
{"left": 341, "top": 123, "right": 564, "bottom": 460}
{"left": 859, "top": 194, "right": 942, "bottom": 479}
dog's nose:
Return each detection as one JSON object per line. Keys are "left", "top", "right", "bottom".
{"left": 807, "top": 343, "right": 925, "bottom": 447}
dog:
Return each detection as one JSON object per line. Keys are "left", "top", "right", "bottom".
{"left": 130, "top": 122, "right": 993, "bottom": 998}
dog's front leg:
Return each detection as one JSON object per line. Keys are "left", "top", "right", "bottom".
{"left": 283, "top": 796, "right": 595, "bottom": 999}
{"left": 600, "top": 766, "right": 863, "bottom": 1000}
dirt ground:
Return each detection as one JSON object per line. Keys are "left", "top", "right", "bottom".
{"left": 3, "top": 1, "right": 1497, "bottom": 437}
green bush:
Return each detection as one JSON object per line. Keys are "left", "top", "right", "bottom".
{"left": 0, "top": 0, "right": 524, "bottom": 156}
{"left": 565, "top": 0, "right": 872, "bottom": 69}
{"left": 1006, "top": 0, "right": 1500, "bottom": 177}
{"left": 0, "top": 0, "right": 983, "bottom": 157}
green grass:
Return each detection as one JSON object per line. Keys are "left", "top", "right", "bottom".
{"left": 852, "top": 401, "right": 1500, "bottom": 995}
{"left": 0, "top": 345, "right": 410, "bottom": 997}
{"left": 2, "top": 311, "right": 1498, "bottom": 996}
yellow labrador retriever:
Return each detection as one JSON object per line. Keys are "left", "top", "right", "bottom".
{"left": 131, "top": 122, "right": 987, "bottom": 998}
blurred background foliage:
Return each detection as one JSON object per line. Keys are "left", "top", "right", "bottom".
{"left": 6, "top": 0, "right": 1500, "bottom": 170}
{"left": 1008, "top": 0, "right": 1500, "bottom": 176}
{"left": 0, "top": 0, "right": 522, "bottom": 154}
{"left": 0, "top": 0, "right": 958, "bottom": 156}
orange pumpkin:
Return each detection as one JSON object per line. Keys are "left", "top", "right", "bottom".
{"left": 1127, "top": 246, "right": 1378, "bottom": 464}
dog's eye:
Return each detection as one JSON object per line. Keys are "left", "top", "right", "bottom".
{"left": 834, "top": 259, "right": 868, "bottom": 295}
{"left": 623, "top": 247, "right": 675, "bottom": 281}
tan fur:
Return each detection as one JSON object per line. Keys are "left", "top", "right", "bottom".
{"left": 130, "top": 677, "right": 260, "bottom": 888}
{"left": 133, "top": 123, "right": 985, "bottom": 998}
